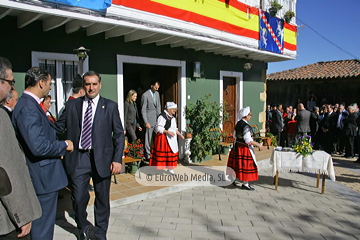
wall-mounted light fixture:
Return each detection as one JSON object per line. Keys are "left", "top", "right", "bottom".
{"left": 193, "top": 61, "right": 201, "bottom": 78}
{"left": 244, "top": 54, "right": 252, "bottom": 71}
{"left": 73, "top": 46, "right": 90, "bottom": 63}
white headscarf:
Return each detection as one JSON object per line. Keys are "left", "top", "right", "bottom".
{"left": 238, "top": 106, "right": 250, "bottom": 121}
{"left": 165, "top": 102, "right": 177, "bottom": 110}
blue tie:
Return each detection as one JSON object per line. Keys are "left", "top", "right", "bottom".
{"left": 81, "top": 100, "right": 92, "bottom": 150}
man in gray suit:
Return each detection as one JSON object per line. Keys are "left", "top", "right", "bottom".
{"left": 0, "top": 57, "right": 41, "bottom": 239}
{"left": 295, "top": 103, "right": 311, "bottom": 140}
{"left": 141, "top": 81, "right": 161, "bottom": 160}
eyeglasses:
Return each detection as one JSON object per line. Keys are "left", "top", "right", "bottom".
{"left": 0, "top": 78, "right": 15, "bottom": 86}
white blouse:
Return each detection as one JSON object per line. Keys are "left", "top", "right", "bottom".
{"left": 242, "top": 119, "right": 253, "bottom": 144}
{"left": 155, "top": 111, "right": 178, "bottom": 153}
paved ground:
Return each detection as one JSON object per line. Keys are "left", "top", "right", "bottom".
{"left": 54, "top": 154, "right": 360, "bottom": 240}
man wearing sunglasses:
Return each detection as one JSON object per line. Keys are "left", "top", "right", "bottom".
{"left": 0, "top": 57, "right": 41, "bottom": 239}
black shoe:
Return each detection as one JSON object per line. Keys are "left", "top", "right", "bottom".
{"left": 241, "top": 184, "right": 255, "bottom": 191}
{"left": 88, "top": 184, "right": 94, "bottom": 192}
{"left": 79, "top": 225, "right": 91, "bottom": 240}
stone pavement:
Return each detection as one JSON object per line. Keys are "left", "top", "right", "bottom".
{"left": 53, "top": 152, "right": 360, "bottom": 240}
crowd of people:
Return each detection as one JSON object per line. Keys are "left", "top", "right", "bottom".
{"left": 0, "top": 56, "right": 184, "bottom": 240}
{"left": 267, "top": 101, "right": 360, "bottom": 163}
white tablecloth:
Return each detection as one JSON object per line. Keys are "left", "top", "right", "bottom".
{"left": 270, "top": 150, "right": 336, "bottom": 181}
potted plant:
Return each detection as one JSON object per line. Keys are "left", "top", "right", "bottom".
{"left": 269, "top": 0, "right": 283, "bottom": 17}
{"left": 124, "top": 139, "right": 144, "bottom": 173}
{"left": 283, "top": 10, "right": 295, "bottom": 23}
{"left": 265, "top": 132, "right": 278, "bottom": 147}
{"left": 185, "top": 125, "right": 193, "bottom": 139}
{"left": 185, "top": 94, "right": 228, "bottom": 162}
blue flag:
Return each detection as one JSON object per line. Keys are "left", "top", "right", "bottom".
{"left": 46, "top": 0, "right": 112, "bottom": 11}
{"left": 259, "top": 10, "right": 284, "bottom": 54}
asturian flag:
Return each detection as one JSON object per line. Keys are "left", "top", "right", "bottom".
{"left": 45, "top": 0, "right": 112, "bottom": 11}
{"left": 259, "top": 10, "right": 284, "bottom": 54}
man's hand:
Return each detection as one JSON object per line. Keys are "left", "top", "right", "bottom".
{"left": 17, "top": 222, "right": 32, "bottom": 238}
{"left": 138, "top": 127, "right": 143, "bottom": 131}
{"left": 110, "top": 162, "right": 122, "bottom": 175}
{"left": 65, "top": 140, "right": 74, "bottom": 153}
{"left": 145, "top": 123, "right": 151, "bottom": 129}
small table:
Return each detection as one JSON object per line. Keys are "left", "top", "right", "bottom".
{"left": 270, "top": 150, "right": 336, "bottom": 193}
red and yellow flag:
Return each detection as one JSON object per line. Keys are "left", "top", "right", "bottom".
{"left": 113, "top": 0, "right": 296, "bottom": 51}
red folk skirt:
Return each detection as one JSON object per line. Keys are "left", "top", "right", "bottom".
{"left": 149, "top": 133, "right": 178, "bottom": 170}
{"left": 227, "top": 142, "right": 258, "bottom": 182}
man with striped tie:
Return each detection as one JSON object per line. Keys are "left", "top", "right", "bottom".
{"left": 56, "top": 71, "right": 125, "bottom": 240}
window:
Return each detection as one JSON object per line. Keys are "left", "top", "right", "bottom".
{"left": 32, "top": 52, "right": 89, "bottom": 118}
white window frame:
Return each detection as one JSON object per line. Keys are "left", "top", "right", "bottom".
{"left": 31, "top": 51, "right": 89, "bottom": 114}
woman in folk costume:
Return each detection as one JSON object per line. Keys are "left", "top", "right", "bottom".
{"left": 227, "top": 106, "right": 263, "bottom": 190}
{"left": 149, "top": 102, "right": 184, "bottom": 174}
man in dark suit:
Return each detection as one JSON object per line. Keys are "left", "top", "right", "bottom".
{"left": 56, "top": 71, "right": 125, "bottom": 240}
{"left": 343, "top": 106, "right": 357, "bottom": 158}
{"left": 0, "top": 57, "right": 42, "bottom": 239}
{"left": 12, "top": 67, "right": 73, "bottom": 240}
{"left": 141, "top": 81, "right": 161, "bottom": 160}
{"left": 310, "top": 106, "right": 320, "bottom": 149}
{"left": 270, "top": 103, "right": 283, "bottom": 146}
{"left": 320, "top": 105, "right": 337, "bottom": 154}
{"left": 0, "top": 89, "right": 18, "bottom": 118}
{"left": 295, "top": 103, "right": 311, "bottom": 140}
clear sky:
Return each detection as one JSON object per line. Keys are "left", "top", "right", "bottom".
{"left": 267, "top": 0, "right": 360, "bottom": 74}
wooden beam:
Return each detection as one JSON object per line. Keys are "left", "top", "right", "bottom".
{"left": 141, "top": 33, "right": 173, "bottom": 45}
{"left": 86, "top": 23, "right": 116, "bottom": 36}
{"left": 43, "top": 16, "right": 70, "bottom": 31}
{"left": 65, "top": 20, "right": 93, "bottom": 34}
{"left": 0, "top": 7, "right": 12, "bottom": 20}
{"left": 124, "top": 30, "right": 157, "bottom": 42}
{"left": 105, "top": 26, "right": 136, "bottom": 39}
{"left": 18, "top": 12, "right": 43, "bottom": 28}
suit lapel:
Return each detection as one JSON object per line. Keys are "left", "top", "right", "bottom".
{"left": 94, "top": 96, "right": 105, "bottom": 126}
{"left": 76, "top": 97, "right": 84, "bottom": 128}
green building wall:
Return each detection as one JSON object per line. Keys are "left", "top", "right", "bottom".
{"left": 1, "top": 16, "right": 267, "bottom": 127}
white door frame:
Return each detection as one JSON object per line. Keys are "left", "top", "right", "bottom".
{"left": 31, "top": 51, "right": 89, "bottom": 113}
{"left": 116, "top": 55, "right": 186, "bottom": 155}
{"left": 219, "top": 71, "right": 243, "bottom": 129}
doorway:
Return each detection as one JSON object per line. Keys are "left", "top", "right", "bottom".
{"left": 117, "top": 55, "right": 186, "bottom": 156}
{"left": 223, "top": 77, "right": 236, "bottom": 134}
{"left": 123, "top": 63, "right": 178, "bottom": 111}
{"left": 219, "top": 71, "right": 243, "bottom": 133}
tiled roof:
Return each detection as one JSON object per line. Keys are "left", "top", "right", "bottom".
{"left": 267, "top": 59, "right": 360, "bottom": 81}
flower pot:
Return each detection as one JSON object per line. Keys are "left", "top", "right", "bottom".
{"left": 222, "top": 145, "right": 230, "bottom": 154}
{"left": 127, "top": 161, "right": 140, "bottom": 174}
{"left": 284, "top": 16, "right": 291, "bottom": 23}
{"left": 262, "top": 137, "right": 272, "bottom": 146}
{"left": 185, "top": 132, "right": 192, "bottom": 139}
{"left": 269, "top": 7, "right": 277, "bottom": 17}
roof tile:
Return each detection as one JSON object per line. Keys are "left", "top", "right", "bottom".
{"left": 267, "top": 59, "right": 360, "bottom": 81}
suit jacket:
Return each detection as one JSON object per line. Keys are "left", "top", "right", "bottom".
{"left": 310, "top": 112, "right": 320, "bottom": 133}
{"left": 295, "top": 109, "right": 311, "bottom": 133}
{"left": 12, "top": 93, "right": 68, "bottom": 195}
{"left": 270, "top": 109, "right": 283, "bottom": 133}
{"left": 141, "top": 90, "right": 161, "bottom": 127}
{"left": 321, "top": 111, "right": 337, "bottom": 131}
{"left": 55, "top": 96, "right": 125, "bottom": 178}
{"left": 1, "top": 105, "right": 12, "bottom": 118}
{"left": 0, "top": 109, "right": 41, "bottom": 235}
{"left": 124, "top": 101, "right": 140, "bottom": 128}
{"left": 343, "top": 113, "right": 357, "bottom": 136}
